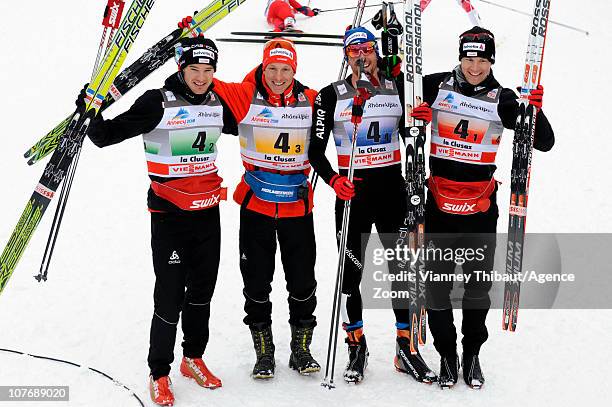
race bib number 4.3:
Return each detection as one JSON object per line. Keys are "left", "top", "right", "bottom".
{"left": 241, "top": 127, "right": 309, "bottom": 170}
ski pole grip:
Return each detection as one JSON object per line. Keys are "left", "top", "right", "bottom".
{"left": 351, "top": 95, "right": 365, "bottom": 124}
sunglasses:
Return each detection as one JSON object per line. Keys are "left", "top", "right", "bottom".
{"left": 345, "top": 41, "right": 377, "bottom": 58}
{"left": 460, "top": 32, "right": 494, "bottom": 41}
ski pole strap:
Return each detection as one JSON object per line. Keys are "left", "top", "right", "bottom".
{"left": 381, "top": 31, "right": 399, "bottom": 55}
{"left": 244, "top": 171, "right": 308, "bottom": 203}
{"left": 102, "top": 0, "right": 125, "bottom": 29}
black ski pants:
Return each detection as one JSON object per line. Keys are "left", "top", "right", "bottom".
{"left": 425, "top": 191, "right": 498, "bottom": 357}
{"left": 148, "top": 208, "right": 221, "bottom": 379}
{"left": 334, "top": 169, "right": 411, "bottom": 328}
{"left": 239, "top": 207, "right": 317, "bottom": 328}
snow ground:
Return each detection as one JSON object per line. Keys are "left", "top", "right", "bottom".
{"left": 0, "top": 0, "right": 610, "bottom": 406}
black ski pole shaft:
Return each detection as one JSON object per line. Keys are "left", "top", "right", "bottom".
{"left": 319, "top": 1, "right": 401, "bottom": 14}
{"left": 322, "top": 59, "right": 371, "bottom": 389}
{"left": 35, "top": 173, "right": 69, "bottom": 282}
{"left": 36, "top": 141, "right": 83, "bottom": 282}
{"left": 479, "top": 0, "right": 588, "bottom": 36}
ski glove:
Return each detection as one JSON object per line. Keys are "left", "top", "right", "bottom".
{"left": 330, "top": 174, "right": 356, "bottom": 201}
{"left": 411, "top": 103, "right": 432, "bottom": 123}
{"left": 297, "top": 6, "right": 319, "bottom": 17}
{"left": 74, "top": 84, "right": 89, "bottom": 111}
{"left": 380, "top": 55, "right": 402, "bottom": 78}
{"left": 528, "top": 85, "right": 544, "bottom": 110}
{"left": 178, "top": 16, "right": 193, "bottom": 29}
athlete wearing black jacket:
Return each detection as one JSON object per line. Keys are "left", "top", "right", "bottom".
{"left": 418, "top": 27, "right": 555, "bottom": 389}
{"left": 86, "top": 37, "right": 237, "bottom": 404}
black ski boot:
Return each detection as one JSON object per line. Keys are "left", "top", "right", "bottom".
{"left": 394, "top": 330, "right": 437, "bottom": 384}
{"left": 343, "top": 329, "right": 368, "bottom": 383}
{"left": 249, "top": 323, "right": 275, "bottom": 379}
{"left": 289, "top": 324, "right": 320, "bottom": 375}
{"left": 462, "top": 353, "right": 485, "bottom": 389}
{"left": 438, "top": 353, "right": 460, "bottom": 389}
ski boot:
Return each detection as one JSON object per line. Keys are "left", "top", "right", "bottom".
{"left": 343, "top": 328, "right": 368, "bottom": 383}
{"left": 149, "top": 375, "right": 174, "bottom": 406}
{"left": 438, "top": 353, "right": 460, "bottom": 389}
{"left": 462, "top": 353, "right": 485, "bottom": 389}
{"left": 394, "top": 329, "right": 437, "bottom": 384}
{"left": 180, "top": 357, "right": 222, "bottom": 389}
{"left": 249, "top": 323, "right": 276, "bottom": 379}
{"left": 289, "top": 324, "right": 321, "bottom": 375}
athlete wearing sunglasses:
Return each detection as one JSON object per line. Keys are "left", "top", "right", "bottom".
{"left": 309, "top": 26, "right": 437, "bottom": 385}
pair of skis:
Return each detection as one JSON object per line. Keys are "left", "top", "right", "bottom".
{"left": 0, "top": 0, "right": 157, "bottom": 294}
{"left": 502, "top": 0, "right": 552, "bottom": 332}
{"left": 0, "top": 0, "right": 248, "bottom": 295}
{"left": 24, "top": 0, "right": 249, "bottom": 166}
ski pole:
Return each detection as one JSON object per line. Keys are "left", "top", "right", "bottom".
{"left": 93, "top": 0, "right": 126, "bottom": 78}
{"left": 34, "top": 146, "right": 82, "bottom": 283}
{"left": 35, "top": 0, "right": 124, "bottom": 283}
{"left": 479, "top": 0, "right": 588, "bottom": 36}
{"left": 318, "top": 1, "right": 402, "bottom": 14}
{"left": 322, "top": 59, "right": 372, "bottom": 390}
{"left": 312, "top": 0, "right": 367, "bottom": 192}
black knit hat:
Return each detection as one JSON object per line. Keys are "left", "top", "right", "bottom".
{"left": 175, "top": 36, "right": 219, "bottom": 71}
{"left": 458, "top": 26, "right": 495, "bottom": 64}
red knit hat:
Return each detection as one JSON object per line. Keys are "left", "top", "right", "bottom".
{"left": 262, "top": 38, "right": 298, "bottom": 72}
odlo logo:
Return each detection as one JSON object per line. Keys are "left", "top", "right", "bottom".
{"left": 168, "top": 251, "right": 181, "bottom": 265}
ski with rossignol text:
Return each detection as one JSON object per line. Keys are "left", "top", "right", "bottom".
{"left": 0, "top": 0, "right": 157, "bottom": 295}
{"left": 502, "top": 0, "right": 551, "bottom": 332}
{"left": 24, "top": 0, "right": 249, "bottom": 166}
{"left": 399, "top": 0, "right": 427, "bottom": 351}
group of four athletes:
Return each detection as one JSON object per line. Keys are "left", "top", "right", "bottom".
{"left": 84, "top": 20, "right": 554, "bottom": 406}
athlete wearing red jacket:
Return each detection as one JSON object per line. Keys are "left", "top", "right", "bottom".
{"left": 212, "top": 38, "right": 321, "bottom": 379}
{"left": 264, "top": 0, "right": 320, "bottom": 32}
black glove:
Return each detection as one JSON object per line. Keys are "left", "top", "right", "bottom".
{"left": 380, "top": 55, "right": 402, "bottom": 79}
{"left": 296, "top": 6, "right": 318, "bottom": 16}
{"left": 75, "top": 83, "right": 89, "bottom": 111}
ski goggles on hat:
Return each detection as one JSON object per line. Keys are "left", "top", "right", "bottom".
{"left": 345, "top": 41, "right": 377, "bottom": 58}
{"left": 460, "top": 32, "right": 494, "bottom": 41}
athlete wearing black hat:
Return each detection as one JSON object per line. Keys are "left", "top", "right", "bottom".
{"left": 82, "top": 35, "right": 238, "bottom": 406}
{"left": 410, "top": 26, "right": 555, "bottom": 389}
